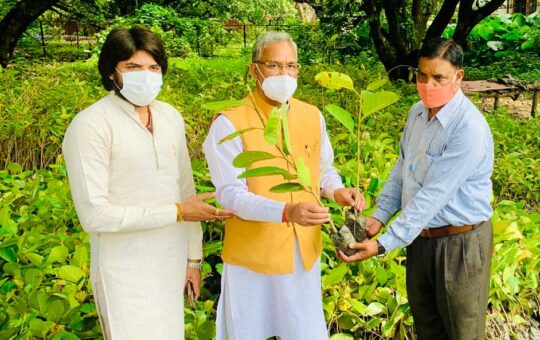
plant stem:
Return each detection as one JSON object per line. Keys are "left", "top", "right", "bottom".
{"left": 309, "top": 189, "right": 338, "bottom": 234}
{"left": 353, "top": 89, "right": 363, "bottom": 214}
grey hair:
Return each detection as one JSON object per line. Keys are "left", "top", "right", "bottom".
{"left": 251, "top": 31, "right": 298, "bottom": 62}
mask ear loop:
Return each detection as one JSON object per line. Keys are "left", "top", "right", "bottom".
{"left": 112, "top": 68, "right": 122, "bottom": 91}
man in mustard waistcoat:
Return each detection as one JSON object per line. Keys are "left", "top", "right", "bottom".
{"left": 203, "top": 31, "right": 365, "bottom": 340}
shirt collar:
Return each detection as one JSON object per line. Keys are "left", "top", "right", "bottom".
{"left": 109, "top": 91, "right": 158, "bottom": 118}
{"left": 417, "top": 89, "right": 464, "bottom": 129}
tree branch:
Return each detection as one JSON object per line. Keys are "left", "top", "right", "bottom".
{"left": 424, "top": 0, "right": 459, "bottom": 42}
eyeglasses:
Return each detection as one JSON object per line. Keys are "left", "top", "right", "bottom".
{"left": 256, "top": 61, "right": 301, "bottom": 73}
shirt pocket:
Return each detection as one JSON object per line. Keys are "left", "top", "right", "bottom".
{"left": 412, "top": 152, "right": 438, "bottom": 184}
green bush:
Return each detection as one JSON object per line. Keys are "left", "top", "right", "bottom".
{"left": 1, "top": 56, "right": 539, "bottom": 339}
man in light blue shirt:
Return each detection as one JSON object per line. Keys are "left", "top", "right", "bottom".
{"left": 339, "top": 38, "right": 494, "bottom": 340}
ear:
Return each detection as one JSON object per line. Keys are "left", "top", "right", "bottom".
{"left": 249, "top": 63, "right": 262, "bottom": 83}
{"left": 455, "top": 68, "right": 465, "bottom": 84}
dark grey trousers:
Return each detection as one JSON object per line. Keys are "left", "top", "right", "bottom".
{"left": 406, "top": 220, "right": 492, "bottom": 340}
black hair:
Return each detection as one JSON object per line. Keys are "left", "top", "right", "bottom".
{"left": 98, "top": 26, "right": 168, "bottom": 90}
{"left": 419, "top": 38, "right": 463, "bottom": 69}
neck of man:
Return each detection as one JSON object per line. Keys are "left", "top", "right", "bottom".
{"left": 428, "top": 107, "right": 442, "bottom": 121}
{"left": 255, "top": 85, "right": 284, "bottom": 108}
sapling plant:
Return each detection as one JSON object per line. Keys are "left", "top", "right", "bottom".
{"left": 314, "top": 71, "right": 399, "bottom": 255}
{"left": 215, "top": 73, "right": 398, "bottom": 256}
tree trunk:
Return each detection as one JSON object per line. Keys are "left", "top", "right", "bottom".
{"left": 298, "top": 0, "right": 506, "bottom": 81}
{"left": 0, "top": 0, "right": 59, "bottom": 68}
{"left": 453, "top": 0, "right": 506, "bottom": 48}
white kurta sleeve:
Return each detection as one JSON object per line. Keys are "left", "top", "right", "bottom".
{"left": 203, "top": 115, "right": 286, "bottom": 222}
{"left": 63, "top": 115, "right": 177, "bottom": 233}
{"left": 176, "top": 114, "right": 203, "bottom": 260}
{"left": 319, "top": 112, "right": 344, "bottom": 201}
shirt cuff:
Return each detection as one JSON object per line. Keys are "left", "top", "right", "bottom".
{"left": 160, "top": 204, "right": 180, "bottom": 226}
{"left": 322, "top": 183, "right": 345, "bottom": 201}
{"left": 377, "top": 232, "right": 402, "bottom": 252}
{"left": 372, "top": 208, "right": 394, "bottom": 226}
{"left": 188, "top": 242, "right": 203, "bottom": 260}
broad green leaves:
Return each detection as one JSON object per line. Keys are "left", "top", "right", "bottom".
{"left": 202, "top": 99, "right": 245, "bottom": 111}
{"left": 269, "top": 182, "right": 305, "bottom": 193}
{"left": 237, "top": 166, "right": 296, "bottom": 180}
{"left": 361, "top": 90, "right": 400, "bottom": 115}
{"left": 264, "top": 107, "right": 280, "bottom": 146}
{"left": 325, "top": 104, "right": 355, "bottom": 133}
{"left": 57, "top": 265, "right": 86, "bottom": 284}
{"left": 232, "top": 151, "right": 276, "bottom": 168}
{"left": 280, "top": 104, "right": 291, "bottom": 155}
{"left": 323, "top": 262, "right": 348, "bottom": 287}
{"left": 315, "top": 72, "right": 354, "bottom": 90}
{"left": 296, "top": 157, "right": 312, "bottom": 188}
{"left": 218, "top": 127, "right": 259, "bottom": 144}
{"left": 366, "top": 78, "right": 388, "bottom": 91}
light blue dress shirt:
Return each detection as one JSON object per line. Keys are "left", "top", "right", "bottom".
{"left": 374, "top": 89, "right": 494, "bottom": 252}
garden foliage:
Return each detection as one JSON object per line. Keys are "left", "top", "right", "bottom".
{"left": 1, "top": 54, "right": 539, "bottom": 339}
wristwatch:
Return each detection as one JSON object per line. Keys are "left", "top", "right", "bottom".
{"left": 187, "top": 261, "right": 202, "bottom": 270}
{"left": 376, "top": 240, "right": 386, "bottom": 256}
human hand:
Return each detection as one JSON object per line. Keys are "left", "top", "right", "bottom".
{"left": 333, "top": 188, "right": 366, "bottom": 211}
{"left": 337, "top": 239, "right": 378, "bottom": 263}
{"left": 179, "top": 192, "right": 236, "bottom": 222}
{"left": 285, "top": 202, "right": 330, "bottom": 226}
{"left": 185, "top": 266, "right": 201, "bottom": 305}
{"left": 366, "top": 216, "right": 384, "bottom": 238}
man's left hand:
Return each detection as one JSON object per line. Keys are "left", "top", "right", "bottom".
{"left": 334, "top": 188, "right": 366, "bottom": 211}
{"left": 337, "top": 239, "right": 378, "bottom": 263}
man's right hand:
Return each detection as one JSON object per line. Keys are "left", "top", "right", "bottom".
{"left": 284, "top": 202, "right": 330, "bottom": 226}
{"left": 180, "top": 192, "right": 236, "bottom": 222}
{"left": 366, "top": 216, "right": 384, "bottom": 238}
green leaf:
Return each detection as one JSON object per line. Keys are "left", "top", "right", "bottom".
{"left": 57, "top": 265, "right": 85, "bottom": 283}
{"left": 47, "top": 245, "right": 69, "bottom": 263}
{"left": 362, "top": 91, "right": 400, "bottom": 115}
{"left": 315, "top": 72, "right": 354, "bottom": 90}
{"left": 325, "top": 104, "right": 354, "bottom": 133}
{"left": 280, "top": 104, "right": 291, "bottom": 155}
{"left": 323, "top": 263, "right": 348, "bottom": 287}
{"left": 27, "top": 253, "right": 44, "bottom": 266}
{"left": 29, "top": 318, "right": 55, "bottom": 337}
{"left": 366, "top": 78, "right": 388, "bottom": 91}
{"left": 330, "top": 334, "right": 354, "bottom": 340}
{"left": 196, "top": 320, "right": 216, "bottom": 340}
{"left": 375, "top": 266, "right": 388, "bottom": 285}
{"left": 45, "top": 298, "right": 67, "bottom": 323}
{"left": 203, "top": 241, "right": 222, "bottom": 257}
{"left": 367, "top": 177, "right": 380, "bottom": 196}
{"left": 79, "top": 303, "right": 96, "bottom": 314}
{"left": 364, "top": 302, "right": 385, "bottom": 316}
{"left": 24, "top": 268, "right": 44, "bottom": 288}
{"left": 269, "top": 182, "right": 305, "bottom": 193}
{"left": 232, "top": 151, "right": 276, "bottom": 168}
{"left": 296, "top": 157, "right": 312, "bottom": 187}
{"left": 0, "top": 247, "right": 17, "bottom": 263}
{"left": 202, "top": 99, "right": 245, "bottom": 111}
{"left": 264, "top": 108, "right": 280, "bottom": 146}
{"left": 218, "top": 127, "right": 258, "bottom": 144}
{"left": 237, "top": 167, "right": 296, "bottom": 180}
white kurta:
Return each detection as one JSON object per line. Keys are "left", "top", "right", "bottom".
{"left": 203, "top": 112, "right": 343, "bottom": 340}
{"left": 63, "top": 93, "right": 202, "bottom": 340}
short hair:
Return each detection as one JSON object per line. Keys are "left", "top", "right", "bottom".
{"left": 98, "top": 26, "right": 168, "bottom": 90}
{"left": 419, "top": 38, "right": 463, "bottom": 69}
{"left": 251, "top": 31, "right": 298, "bottom": 62}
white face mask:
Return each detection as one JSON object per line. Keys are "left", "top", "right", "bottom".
{"left": 115, "top": 69, "right": 163, "bottom": 106}
{"left": 257, "top": 68, "right": 298, "bottom": 103}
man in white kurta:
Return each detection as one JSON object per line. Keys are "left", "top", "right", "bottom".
{"left": 203, "top": 31, "right": 364, "bottom": 340}
{"left": 63, "top": 93, "right": 202, "bottom": 339}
